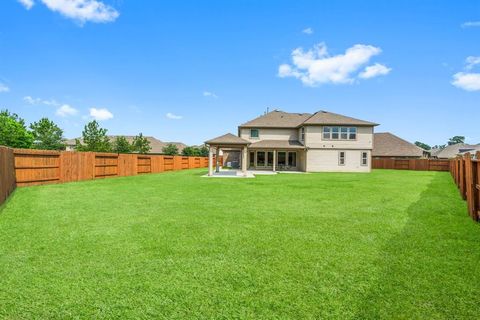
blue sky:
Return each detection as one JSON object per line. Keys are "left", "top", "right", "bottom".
{"left": 0, "top": 0, "right": 479, "bottom": 146}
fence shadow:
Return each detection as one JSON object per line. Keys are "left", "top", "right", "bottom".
{"left": 353, "top": 172, "right": 480, "bottom": 318}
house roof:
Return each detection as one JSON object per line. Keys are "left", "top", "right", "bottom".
{"left": 434, "top": 144, "right": 480, "bottom": 159}
{"left": 303, "top": 110, "right": 379, "bottom": 126}
{"left": 373, "top": 132, "right": 426, "bottom": 157}
{"left": 205, "top": 133, "right": 250, "bottom": 145}
{"left": 239, "top": 110, "right": 312, "bottom": 128}
{"left": 66, "top": 136, "right": 187, "bottom": 154}
{"left": 239, "top": 110, "right": 377, "bottom": 128}
{"left": 248, "top": 140, "right": 305, "bottom": 149}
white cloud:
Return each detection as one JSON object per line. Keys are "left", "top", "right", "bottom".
{"left": 89, "top": 107, "right": 113, "bottom": 120}
{"left": 18, "top": 0, "right": 35, "bottom": 9}
{"left": 466, "top": 56, "right": 480, "bottom": 70}
{"left": 56, "top": 104, "right": 78, "bottom": 117}
{"left": 452, "top": 72, "right": 480, "bottom": 91}
{"left": 462, "top": 21, "right": 480, "bottom": 28}
{"left": 359, "top": 63, "right": 392, "bottom": 79}
{"left": 302, "top": 27, "right": 314, "bottom": 34}
{"left": 39, "top": 0, "right": 119, "bottom": 24}
{"left": 166, "top": 112, "right": 182, "bottom": 120}
{"left": 0, "top": 83, "right": 10, "bottom": 93}
{"left": 23, "top": 95, "right": 59, "bottom": 106}
{"left": 278, "top": 42, "right": 388, "bottom": 86}
{"left": 203, "top": 91, "right": 218, "bottom": 98}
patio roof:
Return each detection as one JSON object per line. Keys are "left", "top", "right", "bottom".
{"left": 205, "top": 133, "right": 250, "bottom": 146}
{"left": 248, "top": 140, "right": 305, "bottom": 149}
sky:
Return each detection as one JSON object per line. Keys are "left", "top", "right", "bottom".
{"left": 0, "top": 0, "right": 479, "bottom": 146}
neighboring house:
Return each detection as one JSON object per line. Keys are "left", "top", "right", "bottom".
{"left": 372, "top": 132, "right": 429, "bottom": 159}
{"left": 432, "top": 143, "right": 480, "bottom": 159}
{"left": 205, "top": 110, "right": 378, "bottom": 174}
{"left": 65, "top": 136, "right": 187, "bottom": 154}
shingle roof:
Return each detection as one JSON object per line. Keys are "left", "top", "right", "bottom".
{"left": 303, "top": 110, "right": 378, "bottom": 126}
{"left": 66, "top": 136, "right": 187, "bottom": 153}
{"left": 239, "top": 110, "right": 377, "bottom": 128}
{"left": 434, "top": 144, "right": 480, "bottom": 159}
{"left": 205, "top": 133, "right": 250, "bottom": 145}
{"left": 373, "top": 132, "right": 426, "bottom": 157}
{"left": 239, "top": 110, "right": 312, "bottom": 128}
{"left": 249, "top": 140, "right": 305, "bottom": 149}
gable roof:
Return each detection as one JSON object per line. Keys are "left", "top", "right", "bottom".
{"left": 373, "top": 132, "right": 426, "bottom": 157}
{"left": 303, "top": 110, "right": 378, "bottom": 126}
{"left": 239, "top": 110, "right": 377, "bottom": 128}
{"left": 205, "top": 133, "right": 250, "bottom": 145}
{"left": 434, "top": 144, "right": 480, "bottom": 159}
{"left": 239, "top": 110, "right": 312, "bottom": 128}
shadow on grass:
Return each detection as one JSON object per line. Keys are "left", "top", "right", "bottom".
{"left": 354, "top": 172, "right": 480, "bottom": 319}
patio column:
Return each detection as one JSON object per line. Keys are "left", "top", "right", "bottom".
{"left": 208, "top": 145, "right": 213, "bottom": 176}
{"left": 215, "top": 147, "right": 220, "bottom": 173}
{"left": 272, "top": 150, "right": 276, "bottom": 172}
{"left": 242, "top": 146, "right": 248, "bottom": 176}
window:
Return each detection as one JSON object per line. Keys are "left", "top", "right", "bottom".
{"left": 288, "top": 152, "right": 297, "bottom": 167}
{"left": 256, "top": 151, "right": 265, "bottom": 166}
{"left": 249, "top": 151, "right": 255, "bottom": 167}
{"left": 277, "top": 152, "right": 286, "bottom": 166}
{"left": 250, "top": 129, "right": 259, "bottom": 138}
{"left": 339, "top": 151, "right": 346, "bottom": 165}
{"left": 361, "top": 152, "right": 368, "bottom": 166}
{"left": 322, "top": 127, "right": 357, "bottom": 140}
{"left": 267, "top": 151, "right": 274, "bottom": 167}
{"left": 332, "top": 127, "right": 339, "bottom": 140}
{"left": 349, "top": 127, "right": 357, "bottom": 140}
{"left": 301, "top": 127, "right": 305, "bottom": 141}
{"left": 323, "top": 127, "right": 331, "bottom": 140}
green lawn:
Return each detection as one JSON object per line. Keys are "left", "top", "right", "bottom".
{"left": 1, "top": 169, "right": 479, "bottom": 319}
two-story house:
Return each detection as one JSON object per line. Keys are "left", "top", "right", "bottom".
{"left": 205, "top": 110, "right": 378, "bottom": 176}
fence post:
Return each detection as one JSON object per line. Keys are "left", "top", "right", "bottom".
{"left": 464, "top": 153, "right": 475, "bottom": 220}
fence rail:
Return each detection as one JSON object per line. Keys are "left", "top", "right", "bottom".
{"left": 0, "top": 147, "right": 16, "bottom": 206}
{"left": 372, "top": 158, "right": 450, "bottom": 171}
{"left": 450, "top": 152, "right": 480, "bottom": 221}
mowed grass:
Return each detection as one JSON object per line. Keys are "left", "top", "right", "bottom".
{"left": 1, "top": 169, "right": 479, "bottom": 319}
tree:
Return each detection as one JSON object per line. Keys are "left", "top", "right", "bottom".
{"left": 432, "top": 144, "right": 446, "bottom": 150}
{"left": 131, "top": 133, "right": 151, "bottom": 154}
{"left": 198, "top": 145, "right": 209, "bottom": 157}
{"left": 414, "top": 141, "right": 431, "bottom": 150}
{"left": 182, "top": 146, "right": 200, "bottom": 156}
{"left": 448, "top": 136, "right": 465, "bottom": 145}
{"left": 112, "top": 136, "right": 132, "bottom": 153}
{"left": 75, "top": 120, "right": 111, "bottom": 152}
{"left": 162, "top": 143, "right": 179, "bottom": 155}
{"left": 0, "top": 109, "right": 33, "bottom": 148}
{"left": 29, "top": 118, "right": 65, "bottom": 150}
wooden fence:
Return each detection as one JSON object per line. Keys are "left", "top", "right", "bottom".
{"left": 10, "top": 148, "right": 219, "bottom": 187}
{"left": 372, "top": 158, "right": 450, "bottom": 171}
{"left": 0, "top": 147, "right": 16, "bottom": 206}
{"left": 450, "top": 152, "right": 480, "bottom": 221}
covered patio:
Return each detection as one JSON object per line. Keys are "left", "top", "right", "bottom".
{"left": 205, "top": 133, "right": 251, "bottom": 177}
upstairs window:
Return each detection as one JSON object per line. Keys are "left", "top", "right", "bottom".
{"left": 301, "top": 127, "right": 305, "bottom": 141}
{"left": 323, "top": 127, "right": 357, "bottom": 140}
{"left": 250, "top": 129, "right": 259, "bottom": 138}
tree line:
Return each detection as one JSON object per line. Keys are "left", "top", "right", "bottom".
{"left": 414, "top": 136, "right": 468, "bottom": 151}
{"left": 0, "top": 109, "right": 208, "bottom": 156}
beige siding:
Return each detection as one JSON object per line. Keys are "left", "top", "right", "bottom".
{"left": 305, "top": 126, "right": 373, "bottom": 149}
{"left": 306, "top": 149, "right": 371, "bottom": 172}
{"left": 240, "top": 128, "right": 298, "bottom": 143}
